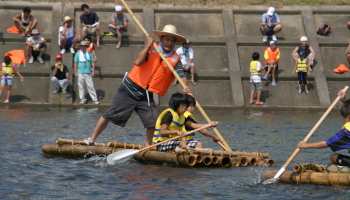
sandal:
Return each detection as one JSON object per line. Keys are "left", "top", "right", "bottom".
{"left": 305, "top": 90, "right": 310, "bottom": 95}
{"left": 249, "top": 100, "right": 257, "bottom": 105}
{"left": 4, "top": 100, "right": 9, "bottom": 103}
{"left": 115, "top": 45, "right": 121, "bottom": 50}
{"left": 255, "top": 101, "right": 264, "bottom": 105}
{"left": 298, "top": 90, "right": 302, "bottom": 95}
{"left": 97, "top": 45, "right": 101, "bottom": 50}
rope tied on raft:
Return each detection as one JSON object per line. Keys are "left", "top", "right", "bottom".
{"left": 71, "top": 144, "right": 81, "bottom": 157}
{"left": 180, "top": 147, "right": 194, "bottom": 155}
{"left": 140, "top": 150, "right": 149, "bottom": 164}
{"left": 293, "top": 163, "right": 327, "bottom": 173}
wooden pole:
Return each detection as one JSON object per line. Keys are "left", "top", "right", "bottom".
{"left": 120, "top": 0, "right": 232, "bottom": 152}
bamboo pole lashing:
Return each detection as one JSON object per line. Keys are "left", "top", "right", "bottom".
{"left": 171, "top": 148, "right": 269, "bottom": 158}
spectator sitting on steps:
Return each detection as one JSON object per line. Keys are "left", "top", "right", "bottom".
{"left": 174, "top": 41, "right": 196, "bottom": 86}
{"left": 80, "top": 4, "right": 101, "bottom": 50}
{"left": 109, "top": 5, "right": 129, "bottom": 50}
{"left": 25, "top": 29, "right": 46, "bottom": 64}
{"left": 59, "top": 16, "right": 81, "bottom": 55}
{"left": 262, "top": 41, "right": 280, "bottom": 87}
{"left": 260, "top": 7, "right": 282, "bottom": 42}
{"left": 12, "top": 7, "right": 38, "bottom": 38}
{"left": 51, "top": 55, "right": 70, "bottom": 94}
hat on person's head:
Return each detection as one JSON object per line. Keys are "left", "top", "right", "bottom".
{"left": 79, "top": 41, "right": 88, "bottom": 46}
{"left": 31, "top": 29, "right": 40, "bottom": 35}
{"left": 267, "top": 7, "right": 275, "bottom": 16}
{"left": 153, "top": 25, "right": 187, "bottom": 43}
{"left": 182, "top": 40, "right": 191, "bottom": 45}
{"left": 55, "top": 55, "right": 63, "bottom": 60}
{"left": 115, "top": 5, "right": 123, "bottom": 12}
{"left": 270, "top": 41, "right": 277, "bottom": 46}
{"left": 300, "top": 36, "right": 308, "bottom": 42}
{"left": 298, "top": 50, "right": 306, "bottom": 57}
{"left": 62, "top": 16, "right": 74, "bottom": 25}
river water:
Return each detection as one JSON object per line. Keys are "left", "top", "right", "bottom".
{"left": 1, "top": 106, "right": 350, "bottom": 199}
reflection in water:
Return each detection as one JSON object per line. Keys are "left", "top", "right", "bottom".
{"left": 0, "top": 106, "right": 349, "bottom": 199}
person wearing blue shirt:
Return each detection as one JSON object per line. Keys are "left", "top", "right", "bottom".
{"left": 260, "top": 7, "right": 282, "bottom": 42}
{"left": 74, "top": 41, "right": 99, "bottom": 105}
{"left": 298, "top": 99, "right": 350, "bottom": 167}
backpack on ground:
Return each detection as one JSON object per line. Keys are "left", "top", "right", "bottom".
{"left": 317, "top": 24, "right": 331, "bottom": 36}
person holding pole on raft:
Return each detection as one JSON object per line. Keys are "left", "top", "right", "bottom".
{"left": 83, "top": 24, "right": 191, "bottom": 146}
{"left": 297, "top": 99, "right": 350, "bottom": 167}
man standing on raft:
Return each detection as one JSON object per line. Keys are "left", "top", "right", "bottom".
{"left": 84, "top": 25, "right": 191, "bottom": 146}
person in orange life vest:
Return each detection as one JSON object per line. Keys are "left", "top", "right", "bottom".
{"left": 12, "top": 7, "right": 38, "bottom": 38}
{"left": 292, "top": 36, "right": 316, "bottom": 71}
{"left": 262, "top": 41, "right": 280, "bottom": 87}
{"left": 83, "top": 24, "right": 191, "bottom": 146}
{"left": 0, "top": 56, "right": 24, "bottom": 103}
{"left": 83, "top": 36, "right": 98, "bottom": 63}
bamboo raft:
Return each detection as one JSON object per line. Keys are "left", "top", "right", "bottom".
{"left": 263, "top": 163, "right": 350, "bottom": 186}
{"left": 42, "top": 138, "right": 275, "bottom": 168}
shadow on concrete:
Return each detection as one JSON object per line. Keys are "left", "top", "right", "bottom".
{"left": 95, "top": 66, "right": 103, "bottom": 80}
{"left": 10, "top": 95, "right": 31, "bottom": 102}
{"left": 261, "top": 90, "right": 271, "bottom": 102}
{"left": 0, "top": 33, "right": 4, "bottom": 45}
{"left": 83, "top": 89, "right": 105, "bottom": 103}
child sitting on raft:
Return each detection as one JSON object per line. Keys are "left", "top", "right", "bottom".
{"left": 298, "top": 99, "right": 350, "bottom": 166}
{"left": 153, "top": 92, "right": 218, "bottom": 152}
{"left": 184, "top": 94, "right": 219, "bottom": 148}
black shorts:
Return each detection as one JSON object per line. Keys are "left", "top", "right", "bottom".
{"left": 336, "top": 154, "right": 350, "bottom": 166}
{"left": 297, "top": 72, "right": 308, "bottom": 85}
{"left": 29, "top": 43, "right": 47, "bottom": 57}
{"left": 102, "top": 85, "right": 158, "bottom": 128}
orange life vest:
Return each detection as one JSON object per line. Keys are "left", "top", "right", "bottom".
{"left": 128, "top": 42, "right": 180, "bottom": 96}
{"left": 86, "top": 43, "right": 94, "bottom": 52}
{"left": 264, "top": 47, "right": 280, "bottom": 65}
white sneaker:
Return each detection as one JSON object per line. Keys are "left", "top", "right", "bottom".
{"left": 263, "top": 35, "right": 268, "bottom": 42}
{"left": 272, "top": 35, "right": 277, "bottom": 41}
{"left": 83, "top": 137, "right": 94, "bottom": 146}
{"left": 37, "top": 56, "right": 43, "bottom": 64}
{"left": 60, "top": 49, "right": 66, "bottom": 54}
{"left": 93, "top": 101, "right": 100, "bottom": 105}
{"left": 80, "top": 100, "right": 86, "bottom": 104}
{"left": 53, "top": 88, "right": 58, "bottom": 94}
{"left": 29, "top": 57, "right": 34, "bottom": 64}
{"left": 62, "top": 89, "right": 67, "bottom": 94}
{"left": 70, "top": 48, "right": 75, "bottom": 54}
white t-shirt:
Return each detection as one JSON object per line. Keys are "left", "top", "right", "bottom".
{"left": 26, "top": 36, "right": 45, "bottom": 50}
{"left": 58, "top": 26, "right": 74, "bottom": 45}
{"left": 176, "top": 47, "right": 194, "bottom": 65}
{"left": 250, "top": 61, "right": 262, "bottom": 83}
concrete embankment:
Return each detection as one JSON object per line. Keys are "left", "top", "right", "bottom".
{"left": 0, "top": 2, "right": 349, "bottom": 108}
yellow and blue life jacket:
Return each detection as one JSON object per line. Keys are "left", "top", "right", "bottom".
{"left": 250, "top": 60, "right": 261, "bottom": 76}
{"left": 152, "top": 108, "right": 186, "bottom": 143}
{"left": 1, "top": 62, "right": 15, "bottom": 76}
{"left": 296, "top": 58, "right": 308, "bottom": 72}
{"left": 170, "top": 111, "right": 196, "bottom": 141}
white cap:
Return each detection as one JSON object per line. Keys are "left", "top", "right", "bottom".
{"left": 115, "top": 5, "right": 122, "bottom": 12}
{"left": 300, "top": 36, "right": 308, "bottom": 41}
{"left": 267, "top": 7, "right": 275, "bottom": 16}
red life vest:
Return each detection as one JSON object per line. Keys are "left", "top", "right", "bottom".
{"left": 128, "top": 42, "right": 180, "bottom": 96}
{"left": 86, "top": 43, "right": 94, "bottom": 52}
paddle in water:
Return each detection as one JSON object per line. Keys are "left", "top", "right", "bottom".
{"left": 263, "top": 86, "right": 349, "bottom": 184}
{"left": 107, "top": 124, "right": 214, "bottom": 165}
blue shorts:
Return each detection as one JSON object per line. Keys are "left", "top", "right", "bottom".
{"left": 60, "top": 34, "right": 77, "bottom": 50}
{"left": 260, "top": 25, "right": 276, "bottom": 36}
{"left": 1, "top": 77, "right": 14, "bottom": 85}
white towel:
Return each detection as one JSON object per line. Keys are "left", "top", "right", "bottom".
{"left": 79, "top": 51, "right": 90, "bottom": 62}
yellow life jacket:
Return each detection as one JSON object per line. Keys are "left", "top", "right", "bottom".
{"left": 342, "top": 122, "right": 350, "bottom": 153}
{"left": 172, "top": 111, "right": 196, "bottom": 141}
{"left": 152, "top": 108, "right": 186, "bottom": 142}
{"left": 296, "top": 58, "right": 308, "bottom": 72}
{"left": 250, "top": 60, "right": 261, "bottom": 76}
{"left": 1, "top": 62, "right": 15, "bottom": 76}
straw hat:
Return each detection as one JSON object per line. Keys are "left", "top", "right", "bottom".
{"left": 152, "top": 25, "right": 187, "bottom": 43}
{"left": 79, "top": 41, "right": 88, "bottom": 46}
{"left": 62, "top": 16, "right": 74, "bottom": 25}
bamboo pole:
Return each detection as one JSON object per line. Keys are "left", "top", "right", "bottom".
{"left": 196, "top": 155, "right": 203, "bottom": 163}
{"left": 120, "top": 0, "right": 232, "bottom": 152}
{"left": 132, "top": 150, "right": 197, "bottom": 166}
{"left": 172, "top": 148, "right": 269, "bottom": 158}
{"left": 55, "top": 138, "right": 107, "bottom": 146}
{"left": 203, "top": 156, "right": 213, "bottom": 166}
{"left": 246, "top": 157, "right": 258, "bottom": 166}
{"left": 42, "top": 144, "right": 120, "bottom": 157}
{"left": 213, "top": 156, "right": 231, "bottom": 167}
{"left": 263, "top": 170, "right": 350, "bottom": 186}
{"left": 107, "top": 142, "right": 156, "bottom": 151}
